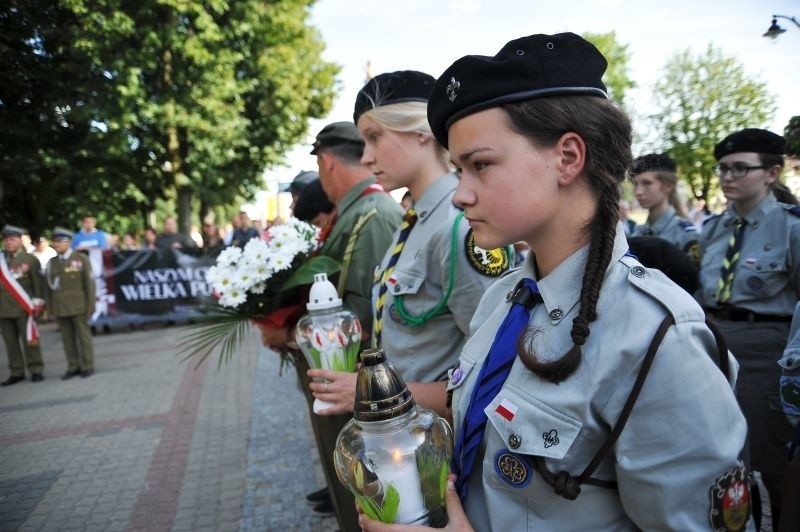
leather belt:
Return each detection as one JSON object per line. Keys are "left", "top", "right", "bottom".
{"left": 706, "top": 306, "right": 792, "bottom": 323}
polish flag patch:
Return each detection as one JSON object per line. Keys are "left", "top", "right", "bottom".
{"left": 387, "top": 274, "right": 398, "bottom": 285}
{"left": 495, "top": 398, "right": 518, "bottom": 422}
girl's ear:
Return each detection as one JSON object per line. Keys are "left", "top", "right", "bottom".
{"left": 556, "top": 132, "right": 586, "bottom": 186}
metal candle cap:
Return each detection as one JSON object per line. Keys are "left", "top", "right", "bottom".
{"left": 353, "top": 348, "right": 415, "bottom": 422}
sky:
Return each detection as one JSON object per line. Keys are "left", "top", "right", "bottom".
{"left": 261, "top": 0, "right": 800, "bottom": 190}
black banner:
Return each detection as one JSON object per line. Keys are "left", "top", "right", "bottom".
{"left": 89, "top": 248, "right": 216, "bottom": 326}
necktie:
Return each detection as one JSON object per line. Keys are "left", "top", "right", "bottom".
{"left": 716, "top": 218, "right": 746, "bottom": 304}
{"left": 373, "top": 208, "right": 417, "bottom": 346}
{"left": 453, "top": 278, "right": 541, "bottom": 502}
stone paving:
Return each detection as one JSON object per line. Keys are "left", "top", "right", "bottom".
{"left": 0, "top": 322, "right": 338, "bottom": 532}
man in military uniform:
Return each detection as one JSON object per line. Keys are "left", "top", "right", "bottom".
{"left": 46, "top": 228, "right": 96, "bottom": 379}
{"left": 0, "top": 225, "right": 46, "bottom": 385}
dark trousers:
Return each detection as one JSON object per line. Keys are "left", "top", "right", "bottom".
{"left": 292, "top": 354, "right": 359, "bottom": 532}
{"left": 0, "top": 316, "right": 43, "bottom": 376}
{"left": 57, "top": 315, "right": 94, "bottom": 372}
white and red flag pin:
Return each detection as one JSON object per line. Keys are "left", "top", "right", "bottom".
{"left": 495, "top": 398, "right": 518, "bottom": 422}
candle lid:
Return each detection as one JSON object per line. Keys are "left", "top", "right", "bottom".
{"left": 353, "top": 348, "right": 415, "bottom": 422}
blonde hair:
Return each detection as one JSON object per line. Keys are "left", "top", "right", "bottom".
{"left": 361, "top": 101, "right": 451, "bottom": 170}
{"left": 650, "top": 170, "right": 688, "bottom": 218}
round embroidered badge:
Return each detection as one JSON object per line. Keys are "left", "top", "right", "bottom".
{"left": 708, "top": 466, "right": 750, "bottom": 532}
{"left": 493, "top": 449, "right": 531, "bottom": 488}
{"left": 465, "top": 230, "right": 509, "bottom": 277}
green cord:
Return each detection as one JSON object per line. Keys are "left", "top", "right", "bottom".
{"left": 394, "top": 211, "right": 464, "bottom": 326}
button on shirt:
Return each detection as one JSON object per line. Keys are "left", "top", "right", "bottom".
{"left": 450, "top": 225, "right": 746, "bottom": 530}
{"left": 698, "top": 193, "right": 800, "bottom": 315}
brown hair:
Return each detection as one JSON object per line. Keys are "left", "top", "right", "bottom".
{"left": 760, "top": 153, "right": 798, "bottom": 205}
{"left": 503, "top": 96, "right": 632, "bottom": 383}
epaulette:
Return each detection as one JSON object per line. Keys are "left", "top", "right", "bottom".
{"left": 703, "top": 213, "right": 721, "bottom": 226}
{"left": 781, "top": 204, "right": 800, "bottom": 218}
{"left": 678, "top": 219, "right": 697, "bottom": 232}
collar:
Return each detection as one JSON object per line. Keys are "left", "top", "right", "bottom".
{"left": 723, "top": 192, "right": 777, "bottom": 228}
{"left": 522, "top": 224, "right": 629, "bottom": 323}
{"left": 61, "top": 249, "right": 74, "bottom": 260}
{"left": 337, "top": 176, "right": 380, "bottom": 215}
{"left": 648, "top": 206, "right": 676, "bottom": 233}
{"left": 411, "top": 172, "right": 458, "bottom": 222}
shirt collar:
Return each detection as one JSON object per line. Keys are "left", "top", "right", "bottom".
{"left": 649, "top": 206, "right": 676, "bottom": 233}
{"left": 724, "top": 192, "right": 777, "bottom": 226}
{"left": 411, "top": 173, "right": 458, "bottom": 222}
{"left": 61, "top": 248, "right": 73, "bottom": 260}
{"left": 521, "top": 224, "right": 629, "bottom": 322}
{"left": 337, "top": 176, "right": 379, "bottom": 215}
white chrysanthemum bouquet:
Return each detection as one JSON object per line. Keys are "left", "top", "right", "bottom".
{"left": 180, "top": 218, "right": 340, "bottom": 366}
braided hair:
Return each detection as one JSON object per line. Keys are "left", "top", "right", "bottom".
{"left": 503, "top": 96, "right": 632, "bottom": 384}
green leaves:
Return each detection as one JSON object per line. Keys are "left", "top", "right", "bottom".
{"left": 280, "top": 255, "right": 341, "bottom": 292}
{"left": 355, "top": 483, "right": 401, "bottom": 524}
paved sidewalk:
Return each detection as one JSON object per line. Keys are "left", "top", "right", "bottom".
{"left": 0, "top": 322, "right": 339, "bottom": 532}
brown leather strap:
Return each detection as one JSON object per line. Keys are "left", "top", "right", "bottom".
{"left": 704, "top": 316, "right": 730, "bottom": 381}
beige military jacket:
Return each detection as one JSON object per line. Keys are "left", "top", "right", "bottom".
{"left": 45, "top": 249, "right": 96, "bottom": 317}
{"left": 0, "top": 249, "right": 44, "bottom": 318}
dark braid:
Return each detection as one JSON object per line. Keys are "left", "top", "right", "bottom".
{"left": 504, "top": 96, "right": 632, "bottom": 383}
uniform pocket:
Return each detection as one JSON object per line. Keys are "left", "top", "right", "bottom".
{"left": 738, "top": 257, "right": 788, "bottom": 298}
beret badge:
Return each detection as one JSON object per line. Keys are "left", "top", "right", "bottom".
{"left": 447, "top": 77, "right": 461, "bottom": 102}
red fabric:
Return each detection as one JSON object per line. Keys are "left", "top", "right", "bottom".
{"left": 251, "top": 303, "right": 304, "bottom": 328}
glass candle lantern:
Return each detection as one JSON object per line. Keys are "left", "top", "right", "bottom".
{"left": 334, "top": 348, "right": 453, "bottom": 526}
{"left": 295, "top": 273, "right": 362, "bottom": 413}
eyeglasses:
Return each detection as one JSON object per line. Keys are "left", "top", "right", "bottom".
{"left": 713, "top": 164, "right": 767, "bottom": 179}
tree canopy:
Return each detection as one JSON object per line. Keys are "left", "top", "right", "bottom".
{"left": 0, "top": 0, "right": 338, "bottom": 239}
{"left": 583, "top": 31, "right": 635, "bottom": 106}
{"left": 785, "top": 116, "right": 800, "bottom": 158}
{"left": 650, "top": 44, "right": 775, "bottom": 202}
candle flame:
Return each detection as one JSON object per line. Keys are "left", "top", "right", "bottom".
{"left": 392, "top": 449, "right": 402, "bottom": 463}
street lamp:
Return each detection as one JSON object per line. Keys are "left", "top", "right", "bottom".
{"left": 763, "top": 15, "right": 800, "bottom": 39}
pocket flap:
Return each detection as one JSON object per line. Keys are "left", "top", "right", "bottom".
{"left": 386, "top": 268, "right": 424, "bottom": 296}
{"left": 740, "top": 257, "right": 786, "bottom": 273}
{"left": 486, "top": 390, "right": 582, "bottom": 459}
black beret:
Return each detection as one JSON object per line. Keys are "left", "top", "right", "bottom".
{"left": 52, "top": 227, "right": 74, "bottom": 241}
{"left": 293, "top": 179, "right": 335, "bottom": 222}
{"left": 310, "top": 122, "right": 364, "bottom": 155}
{"left": 630, "top": 153, "right": 676, "bottom": 175}
{"left": 627, "top": 236, "right": 698, "bottom": 294}
{"left": 1, "top": 224, "right": 25, "bottom": 238}
{"left": 714, "top": 128, "right": 785, "bottom": 160}
{"left": 286, "top": 170, "right": 319, "bottom": 194}
{"left": 353, "top": 70, "right": 436, "bottom": 124}
{"left": 428, "top": 32, "right": 608, "bottom": 149}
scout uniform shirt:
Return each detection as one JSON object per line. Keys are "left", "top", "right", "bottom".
{"left": 0, "top": 248, "right": 43, "bottom": 318}
{"left": 45, "top": 249, "right": 95, "bottom": 317}
{"left": 698, "top": 193, "right": 800, "bottom": 316}
{"left": 373, "top": 173, "right": 510, "bottom": 383}
{"left": 321, "top": 176, "right": 404, "bottom": 330}
{"left": 632, "top": 206, "right": 699, "bottom": 266}
{"left": 449, "top": 225, "right": 748, "bottom": 530}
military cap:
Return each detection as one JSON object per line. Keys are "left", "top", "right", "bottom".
{"left": 52, "top": 227, "right": 74, "bottom": 241}
{"left": 286, "top": 170, "right": 319, "bottom": 195}
{"left": 630, "top": 153, "right": 677, "bottom": 175}
{"left": 1, "top": 224, "right": 25, "bottom": 238}
{"left": 310, "top": 121, "right": 364, "bottom": 155}
{"left": 353, "top": 70, "right": 436, "bottom": 124}
{"left": 428, "top": 32, "right": 609, "bottom": 148}
{"left": 714, "top": 128, "right": 785, "bottom": 160}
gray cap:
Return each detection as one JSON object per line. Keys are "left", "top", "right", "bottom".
{"left": 1, "top": 224, "right": 25, "bottom": 238}
{"left": 52, "top": 227, "right": 74, "bottom": 241}
{"left": 310, "top": 121, "right": 364, "bottom": 155}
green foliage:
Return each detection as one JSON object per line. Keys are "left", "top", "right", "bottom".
{"left": 582, "top": 31, "right": 635, "bottom": 105}
{"left": 0, "top": 0, "right": 338, "bottom": 236}
{"left": 785, "top": 116, "right": 800, "bottom": 158}
{"left": 650, "top": 45, "right": 775, "bottom": 202}
{"left": 280, "top": 255, "right": 341, "bottom": 291}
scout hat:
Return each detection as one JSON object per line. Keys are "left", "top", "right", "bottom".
{"left": 52, "top": 227, "right": 74, "bottom": 241}
{"left": 1, "top": 224, "right": 25, "bottom": 238}
{"left": 310, "top": 122, "right": 364, "bottom": 155}
{"left": 630, "top": 153, "right": 677, "bottom": 175}
{"left": 714, "top": 128, "right": 785, "bottom": 160}
{"left": 285, "top": 170, "right": 319, "bottom": 195}
{"left": 428, "top": 32, "right": 608, "bottom": 148}
{"left": 353, "top": 70, "right": 436, "bottom": 124}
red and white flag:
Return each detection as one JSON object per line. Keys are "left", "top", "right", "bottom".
{"left": 495, "top": 398, "right": 518, "bottom": 422}
{"left": 0, "top": 254, "right": 40, "bottom": 345}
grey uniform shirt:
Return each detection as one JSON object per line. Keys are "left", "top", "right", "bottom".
{"left": 698, "top": 193, "right": 800, "bottom": 315}
{"left": 633, "top": 206, "right": 699, "bottom": 264}
{"left": 372, "top": 173, "right": 509, "bottom": 383}
{"left": 450, "top": 225, "right": 747, "bottom": 530}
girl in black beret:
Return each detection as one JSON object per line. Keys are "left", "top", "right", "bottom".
{"left": 698, "top": 128, "right": 800, "bottom": 530}
{"left": 360, "top": 33, "right": 750, "bottom": 531}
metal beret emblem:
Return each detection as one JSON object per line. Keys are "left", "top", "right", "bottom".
{"left": 446, "top": 77, "right": 460, "bottom": 102}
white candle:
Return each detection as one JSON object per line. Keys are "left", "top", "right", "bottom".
{"left": 371, "top": 446, "right": 426, "bottom": 524}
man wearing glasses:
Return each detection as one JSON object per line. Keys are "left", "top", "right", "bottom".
{"left": 698, "top": 128, "right": 800, "bottom": 531}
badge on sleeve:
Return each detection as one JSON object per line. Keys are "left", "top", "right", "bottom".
{"left": 493, "top": 449, "right": 532, "bottom": 489}
{"left": 708, "top": 466, "right": 750, "bottom": 532}
{"left": 465, "top": 229, "right": 509, "bottom": 277}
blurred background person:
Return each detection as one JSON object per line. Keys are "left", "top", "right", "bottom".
{"left": 155, "top": 217, "right": 196, "bottom": 251}
{"left": 72, "top": 215, "right": 110, "bottom": 251}
{"left": 142, "top": 226, "right": 158, "bottom": 250}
